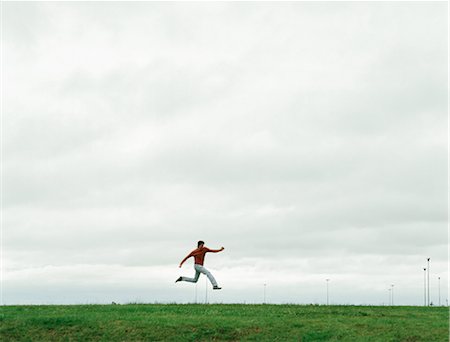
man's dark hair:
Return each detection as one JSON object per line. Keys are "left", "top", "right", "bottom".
{"left": 197, "top": 240, "right": 205, "bottom": 247}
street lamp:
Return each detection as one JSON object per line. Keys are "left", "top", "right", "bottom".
{"left": 427, "top": 258, "right": 430, "bottom": 306}
{"left": 423, "top": 268, "right": 426, "bottom": 306}
{"left": 438, "top": 277, "right": 441, "bottom": 306}
{"left": 205, "top": 277, "right": 208, "bottom": 304}
{"left": 326, "top": 279, "right": 330, "bottom": 305}
{"left": 195, "top": 282, "right": 198, "bottom": 304}
{"left": 263, "top": 283, "right": 267, "bottom": 304}
{"left": 391, "top": 284, "right": 394, "bottom": 306}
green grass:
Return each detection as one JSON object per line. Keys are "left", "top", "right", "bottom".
{"left": 0, "top": 304, "right": 448, "bottom": 341}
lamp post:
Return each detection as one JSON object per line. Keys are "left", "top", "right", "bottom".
{"left": 205, "top": 277, "right": 208, "bottom": 304}
{"left": 438, "top": 277, "right": 441, "bottom": 306}
{"left": 427, "top": 258, "right": 430, "bottom": 306}
{"left": 391, "top": 284, "right": 394, "bottom": 306}
{"left": 195, "top": 282, "right": 198, "bottom": 304}
{"left": 263, "top": 283, "right": 266, "bottom": 304}
{"left": 423, "top": 268, "right": 426, "bottom": 306}
{"left": 326, "top": 279, "right": 330, "bottom": 305}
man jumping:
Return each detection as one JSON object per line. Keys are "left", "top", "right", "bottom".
{"left": 175, "top": 240, "right": 224, "bottom": 290}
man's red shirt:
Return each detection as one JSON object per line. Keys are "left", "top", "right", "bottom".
{"left": 188, "top": 246, "right": 212, "bottom": 265}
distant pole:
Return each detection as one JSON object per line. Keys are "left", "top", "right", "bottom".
{"left": 438, "top": 277, "right": 441, "bottom": 306}
{"left": 195, "top": 282, "right": 198, "bottom": 304}
{"left": 388, "top": 288, "right": 391, "bottom": 306}
{"left": 391, "top": 284, "right": 394, "bottom": 306}
{"left": 423, "top": 268, "right": 427, "bottom": 306}
{"left": 427, "top": 258, "right": 430, "bottom": 306}
{"left": 326, "top": 279, "right": 330, "bottom": 305}
{"left": 263, "top": 284, "right": 267, "bottom": 304}
{"left": 205, "top": 277, "right": 208, "bottom": 304}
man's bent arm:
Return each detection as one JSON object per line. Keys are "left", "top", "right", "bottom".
{"left": 207, "top": 247, "right": 225, "bottom": 253}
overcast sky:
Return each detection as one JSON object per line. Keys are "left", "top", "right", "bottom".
{"left": 3, "top": 1, "right": 448, "bottom": 305}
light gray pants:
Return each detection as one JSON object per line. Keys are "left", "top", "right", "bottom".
{"left": 181, "top": 264, "right": 218, "bottom": 287}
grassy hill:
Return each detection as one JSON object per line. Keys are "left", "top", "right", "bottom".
{"left": 0, "top": 304, "right": 448, "bottom": 341}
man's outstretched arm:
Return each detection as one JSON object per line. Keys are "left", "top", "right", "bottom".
{"left": 207, "top": 247, "right": 225, "bottom": 253}
{"left": 179, "top": 253, "right": 192, "bottom": 268}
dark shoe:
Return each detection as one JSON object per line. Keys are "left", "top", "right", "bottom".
{"left": 213, "top": 286, "right": 222, "bottom": 290}
{"left": 175, "top": 277, "right": 182, "bottom": 283}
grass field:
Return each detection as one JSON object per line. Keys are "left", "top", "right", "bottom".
{"left": 0, "top": 304, "right": 448, "bottom": 341}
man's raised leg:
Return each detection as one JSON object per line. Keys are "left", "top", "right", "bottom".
{"left": 197, "top": 265, "right": 221, "bottom": 289}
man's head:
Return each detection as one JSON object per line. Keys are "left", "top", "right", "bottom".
{"left": 197, "top": 240, "right": 205, "bottom": 248}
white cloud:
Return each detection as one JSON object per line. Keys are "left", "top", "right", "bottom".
{"left": 3, "top": 1, "right": 447, "bottom": 305}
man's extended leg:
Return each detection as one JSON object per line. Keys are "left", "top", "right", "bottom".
{"left": 177, "top": 268, "right": 200, "bottom": 283}
{"left": 196, "top": 264, "right": 220, "bottom": 288}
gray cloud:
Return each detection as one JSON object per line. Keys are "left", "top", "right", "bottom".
{"left": 3, "top": 2, "right": 447, "bottom": 305}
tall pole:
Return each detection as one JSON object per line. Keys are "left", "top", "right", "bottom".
{"left": 438, "top": 277, "right": 441, "bottom": 306}
{"left": 427, "top": 258, "right": 430, "bottom": 306}
{"left": 195, "top": 282, "right": 198, "bottom": 304}
{"left": 388, "top": 288, "right": 391, "bottom": 306}
{"left": 391, "top": 284, "right": 394, "bottom": 306}
{"left": 205, "top": 277, "right": 208, "bottom": 304}
{"left": 326, "top": 279, "right": 330, "bottom": 305}
{"left": 263, "top": 284, "right": 266, "bottom": 304}
{"left": 423, "top": 268, "right": 427, "bottom": 306}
